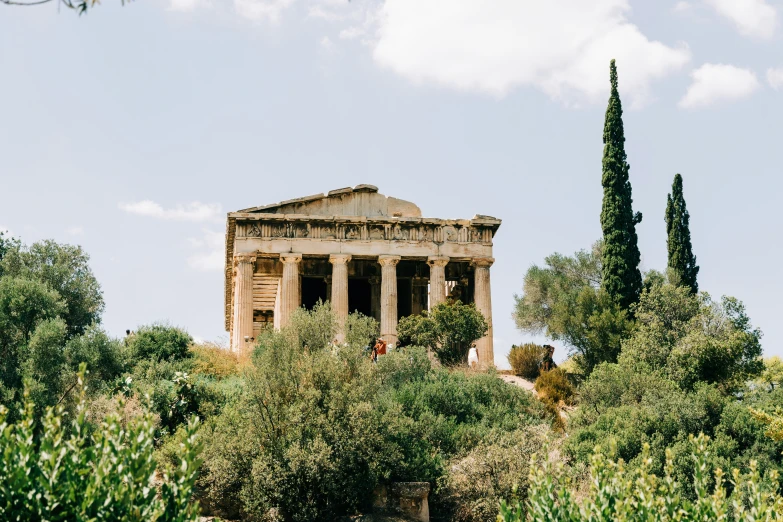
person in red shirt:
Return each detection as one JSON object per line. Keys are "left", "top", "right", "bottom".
{"left": 372, "top": 338, "right": 387, "bottom": 363}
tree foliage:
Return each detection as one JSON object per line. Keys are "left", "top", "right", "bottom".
{"left": 666, "top": 173, "right": 699, "bottom": 294}
{"left": 197, "top": 306, "right": 547, "bottom": 521}
{"left": 620, "top": 284, "right": 763, "bottom": 392}
{"left": 600, "top": 59, "right": 643, "bottom": 311}
{"left": 513, "top": 242, "right": 633, "bottom": 373}
{"left": 0, "top": 239, "right": 104, "bottom": 336}
{"left": 397, "top": 301, "right": 488, "bottom": 365}
{"left": 127, "top": 323, "right": 193, "bottom": 362}
{"left": 566, "top": 283, "right": 773, "bottom": 496}
{"left": 501, "top": 434, "right": 783, "bottom": 521}
{"left": 0, "top": 367, "right": 201, "bottom": 521}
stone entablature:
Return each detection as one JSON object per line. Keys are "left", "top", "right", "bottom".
{"left": 231, "top": 214, "right": 499, "bottom": 244}
{"left": 224, "top": 185, "right": 500, "bottom": 368}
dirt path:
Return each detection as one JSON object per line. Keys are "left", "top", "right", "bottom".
{"left": 498, "top": 374, "right": 537, "bottom": 396}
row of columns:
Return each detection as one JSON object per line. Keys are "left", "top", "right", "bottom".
{"left": 232, "top": 253, "right": 494, "bottom": 367}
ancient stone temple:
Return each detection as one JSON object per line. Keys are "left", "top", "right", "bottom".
{"left": 224, "top": 185, "right": 501, "bottom": 367}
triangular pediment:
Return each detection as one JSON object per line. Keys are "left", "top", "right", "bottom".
{"left": 236, "top": 185, "right": 422, "bottom": 218}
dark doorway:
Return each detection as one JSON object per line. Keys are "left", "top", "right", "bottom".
{"left": 302, "top": 277, "right": 327, "bottom": 310}
{"left": 397, "top": 278, "right": 412, "bottom": 319}
{"left": 348, "top": 278, "right": 372, "bottom": 317}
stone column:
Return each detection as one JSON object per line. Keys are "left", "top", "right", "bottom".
{"left": 231, "top": 253, "right": 256, "bottom": 355}
{"left": 473, "top": 258, "right": 494, "bottom": 369}
{"left": 369, "top": 277, "right": 381, "bottom": 322}
{"left": 427, "top": 256, "right": 449, "bottom": 310}
{"left": 278, "top": 253, "right": 302, "bottom": 329}
{"left": 329, "top": 254, "right": 351, "bottom": 342}
{"left": 378, "top": 255, "right": 401, "bottom": 345}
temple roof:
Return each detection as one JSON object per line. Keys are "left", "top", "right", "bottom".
{"left": 235, "top": 185, "right": 423, "bottom": 218}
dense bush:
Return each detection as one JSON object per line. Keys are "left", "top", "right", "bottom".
{"left": 190, "top": 342, "right": 239, "bottom": 378}
{"left": 535, "top": 369, "right": 574, "bottom": 406}
{"left": 565, "top": 283, "right": 775, "bottom": 493}
{"left": 196, "top": 304, "right": 547, "bottom": 521}
{"left": 620, "top": 284, "right": 763, "bottom": 392}
{"left": 397, "top": 301, "right": 488, "bottom": 365}
{"left": 500, "top": 434, "right": 783, "bottom": 521}
{"left": 127, "top": 323, "right": 193, "bottom": 362}
{"left": 436, "top": 427, "right": 548, "bottom": 522}
{"left": 0, "top": 369, "right": 201, "bottom": 521}
{"left": 508, "top": 343, "right": 544, "bottom": 379}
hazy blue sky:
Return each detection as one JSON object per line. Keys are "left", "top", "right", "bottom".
{"left": 2, "top": 0, "right": 782, "bottom": 367}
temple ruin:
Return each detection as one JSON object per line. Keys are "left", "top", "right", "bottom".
{"left": 224, "top": 185, "right": 501, "bottom": 368}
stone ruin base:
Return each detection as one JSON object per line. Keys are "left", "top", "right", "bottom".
{"left": 372, "top": 482, "right": 430, "bottom": 522}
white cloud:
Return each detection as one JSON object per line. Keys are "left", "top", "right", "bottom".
{"left": 319, "top": 36, "right": 335, "bottom": 53}
{"left": 119, "top": 200, "right": 223, "bottom": 223}
{"left": 187, "top": 229, "right": 226, "bottom": 272}
{"left": 673, "top": 1, "right": 692, "bottom": 12}
{"left": 679, "top": 63, "right": 760, "bottom": 109}
{"left": 767, "top": 67, "right": 783, "bottom": 89}
{"left": 66, "top": 226, "right": 85, "bottom": 236}
{"left": 703, "top": 0, "right": 777, "bottom": 39}
{"left": 371, "top": 0, "right": 691, "bottom": 107}
{"left": 308, "top": 0, "right": 351, "bottom": 21}
{"left": 168, "top": 0, "right": 207, "bottom": 12}
{"left": 234, "top": 0, "right": 295, "bottom": 23}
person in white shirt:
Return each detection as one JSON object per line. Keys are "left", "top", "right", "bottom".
{"left": 467, "top": 342, "right": 479, "bottom": 369}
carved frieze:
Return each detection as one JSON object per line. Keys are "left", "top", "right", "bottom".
{"left": 236, "top": 218, "right": 494, "bottom": 244}
{"left": 369, "top": 225, "right": 385, "bottom": 240}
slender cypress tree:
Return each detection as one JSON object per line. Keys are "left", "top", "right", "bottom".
{"left": 600, "top": 60, "right": 643, "bottom": 310}
{"left": 665, "top": 173, "right": 699, "bottom": 293}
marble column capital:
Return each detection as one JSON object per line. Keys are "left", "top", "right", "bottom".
{"left": 472, "top": 257, "right": 495, "bottom": 268}
{"left": 280, "top": 253, "right": 303, "bottom": 264}
{"left": 378, "top": 255, "right": 401, "bottom": 267}
{"left": 233, "top": 253, "right": 257, "bottom": 266}
{"left": 427, "top": 256, "right": 450, "bottom": 267}
{"left": 329, "top": 254, "right": 352, "bottom": 265}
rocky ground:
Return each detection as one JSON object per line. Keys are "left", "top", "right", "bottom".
{"left": 497, "top": 373, "right": 537, "bottom": 395}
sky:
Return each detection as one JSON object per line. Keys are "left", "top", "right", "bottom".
{"left": 2, "top": 0, "right": 782, "bottom": 367}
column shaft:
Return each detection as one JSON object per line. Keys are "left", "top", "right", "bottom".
{"left": 473, "top": 258, "right": 494, "bottom": 369}
{"left": 279, "top": 253, "right": 302, "bottom": 328}
{"left": 329, "top": 254, "right": 351, "bottom": 342}
{"left": 231, "top": 253, "right": 256, "bottom": 357}
{"left": 369, "top": 277, "right": 381, "bottom": 322}
{"left": 379, "top": 255, "right": 401, "bottom": 345}
{"left": 427, "top": 256, "right": 449, "bottom": 309}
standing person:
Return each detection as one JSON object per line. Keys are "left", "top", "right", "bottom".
{"left": 540, "top": 345, "right": 557, "bottom": 372}
{"left": 374, "top": 338, "right": 387, "bottom": 361}
{"left": 467, "top": 342, "right": 479, "bottom": 369}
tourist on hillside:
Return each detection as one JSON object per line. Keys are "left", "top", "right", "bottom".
{"left": 468, "top": 342, "right": 479, "bottom": 369}
{"left": 371, "top": 337, "right": 387, "bottom": 364}
{"left": 540, "top": 344, "right": 557, "bottom": 372}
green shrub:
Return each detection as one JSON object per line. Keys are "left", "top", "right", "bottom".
{"left": 436, "top": 427, "right": 548, "bottom": 522}
{"left": 197, "top": 307, "right": 547, "bottom": 521}
{"left": 128, "top": 323, "right": 193, "bottom": 362}
{"left": 190, "top": 342, "right": 238, "bottom": 378}
{"left": 397, "top": 301, "right": 488, "bottom": 366}
{"left": 0, "top": 367, "right": 201, "bottom": 521}
{"left": 499, "top": 434, "right": 783, "bottom": 521}
{"left": 508, "top": 343, "right": 544, "bottom": 379}
{"left": 535, "top": 368, "right": 574, "bottom": 406}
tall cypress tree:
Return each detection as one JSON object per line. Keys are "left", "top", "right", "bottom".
{"left": 600, "top": 59, "right": 643, "bottom": 310}
{"left": 665, "top": 173, "right": 699, "bottom": 293}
